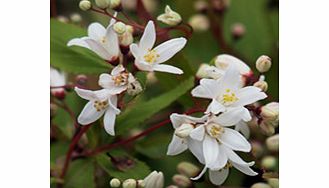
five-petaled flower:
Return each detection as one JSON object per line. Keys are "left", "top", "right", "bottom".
{"left": 130, "top": 21, "right": 187, "bottom": 74}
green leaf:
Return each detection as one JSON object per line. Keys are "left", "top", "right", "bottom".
{"left": 64, "top": 159, "right": 96, "bottom": 188}
{"left": 116, "top": 76, "right": 195, "bottom": 134}
{"left": 95, "top": 151, "right": 150, "bottom": 180}
{"left": 50, "top": 19, "right": 111, "bottom": 74}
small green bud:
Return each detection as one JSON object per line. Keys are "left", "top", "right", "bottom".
{"left": 79, "top": 0, "right": 91, "bottom": 11}
{"left": 266, "top": 134, "right": 279, "bottom": 152}
{"left": 110, "top": 0, "right": 122, "bottom": 10}
{"left": 70, "top": 13, "right": 82, "bottom": 23}
{"left": 253, "top": 80, "right": 268, "bottom": 92}
{"left": 188, "top": 14, "right": 210, "bottom": 32}
{"left": 256, "top": 55, "right": 272, "bottom": 73}
{"left": 122, "top": 179, "right": 137, "bottom": 188}
{"left": 110, "top": 178, "right": 121, "bottom": 187}
{"left": 251, "top": 183, "right": 271, "bottom": 188}
{"left": 172, "top": 174, "right": 191, "bottom": 188}
{"left": 177, "top": 162, "right": 200, "bottom": 177}
{"left": 137, "top": 179, "right": 145, "bottom": 187}
{"left": 95, "top": 0, "right": 110, "bottom": 9}
{"left": 113, "top": 22, "right": 127, "bottom": 35}
{"left": 261, "top": 156, "right": 277, "bottom": 170}
{"left": 267, "top": 178, "right": 279, "bottom": 188}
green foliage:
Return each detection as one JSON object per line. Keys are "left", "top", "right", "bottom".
{"left": 95, "top": 151, "right": 151, "bottom": 180}
{"left": 50, "top": 19, "right": 111, "bottom": 74}
{"left": 116, "top": 77, "right": 195, "bottom": 134}
{"left": 64, "top": 159, "right": 96, "bottom": 188}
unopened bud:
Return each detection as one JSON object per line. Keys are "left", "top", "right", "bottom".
{"left": 177, "top": 162, "right": 200, "bottom": 177}
{"left": 194, "top": 0, "right": 208, "bottom": 13}
{"left": 261, "top": 156, "right": 277, "bottom": 170}
{"left": 251, "top": 183, "right": 271, "bottom": 188}
{"left": 127, "top": 80, "right": 143, "bottom": 96}
{"left": 172, "top": 174, "right": 191, "bottom": 188}
{"left": 122, "top": 179, "right": 137, "bottom": 188}
{"left": 251, "top": 141, "right": 264, "bottom": 158}
{"left": 119, "top": 31, "right": 134, "bottom": 49}
{"left": 110, "top": 0, "right": 122, "bottom": 10}
{"left": 57, "top": 15, "right": 69, "bottom": 23}
{"left": 95, "top": 0, "right": 110, "bottom": 9}
{"left": 144, "top": 171, "right": 164, "bottom": 188}
{"left": 212, "top": 0, "right": 231, "bottom": 13}
{"left": 70, "top": 13, "right": 82, "bottom": 23}
{"left": 260, "top": 121, "right": 276, "bottom": 136}
{"left": 157, "top": 5, "right": 182, "bottom": 26}
{"left": 76, "top": 74, "right": 88, "bottom": 86}
{"left": 266, "top": 134, "right": 279, "bottom": 152}
{"left": 79, "top": 0, "right": 91, "bottom": 11}
{"left": 267, "top": 178, "right": 279, "bottom": 188}
{"left": 196, "top": 64, "right": 211, "bottom": 78}
{"left": 110, "top": 178, "right": 121, "bottom": 187}
{"left": 188, "top": 14, "right": 210, "bottom": 32}
{"left": 231, "top": 23, "right": 245, "bottom": 40}
{"left": 114, "top": 22, "right": 127, "bottom": 35}
{"left": 256, "top": 55, "right": 272, "bottom": 73}
{"left": 261, "top": 102, "right": 279, "bottom": 121}
{"left": 175, "top": 123, "right": 194, "bottom": 138}
{"left": 126, "top": 25, "right": 134, "bottom": 33}
{"left": 137, "top": 179, "right": 145, "bottom": 187}
{"left": 146, "top": 72, "right": 158, "bottom": 84}
{"left": 253, "top": 80, "right": 268, "bottom": 92}
{"left": 166, "top": 186, "right": 179, "bottom": 188}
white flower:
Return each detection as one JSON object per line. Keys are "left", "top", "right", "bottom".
{"left": 129, "top": 21, "right": 187, "bottom": 74}
{"left": 144, "top": 171, "right": 164, "bottom": 188}
{"left": 191, "top": 65, "right": 267, "bottom": 115}
{"left": 235, "top": 120, "right": 250, "bottom": 138}
{"left": 67, "top": 13, "right": 120, "bottom": 61}
{"left": 50, "top": 67, "right": 66, "bottom": 98}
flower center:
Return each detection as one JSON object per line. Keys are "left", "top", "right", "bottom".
{"left": 93, "top": 100, "right": 108, "bottom": 112}
{"left": 219, "top": 89, "right": 238, "bottom": 105}
{"left": 144, "top": 49, "right": 160, "bottom": 64}
{"left": 112, "top": 72, "right": 129, "bottom": 86}
{"left": 100, "top": 36, "right": 107, "bottom": 44}
{"left": 206, "top": 123, "right": 225, "bottom": 138}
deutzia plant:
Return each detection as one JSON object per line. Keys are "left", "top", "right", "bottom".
{"left": 50, "top": 1, "right": 278, "bottom": 187}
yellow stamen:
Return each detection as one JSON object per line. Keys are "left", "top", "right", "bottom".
{"left": 94, "top": 100, "right": 108, "bottom": 111}
{"left": 112, "top": 72, "right": 129, "bottom": 86}
{"left": 144, "top": 49, "right": 160, "bottom": 64}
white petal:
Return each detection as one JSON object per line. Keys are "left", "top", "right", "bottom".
{"left": 88, "top": 22, "right": 106, "bottom": 40}
{"left": 170, "top": 113, "right": 207, "bottom": 129}
{"left": 223, "top": 146, "right": 249, "bottom": 165}
{"left": 108, "top": 95, "right": 121, "bottom": 114}
{"left": 78, "top": 101, "right": 105, "bottom": 125}
{"left": 103, "top": 108, "right": 117, "bottom": 135}
{"left": 187, "top": 138, "right": 205, "bottom": 163}
{"left": 129, "top": 43, "right": 141, "bottom": 59}
{"left": 153, "top": 38, "right": 187, "bottom": 63}
{"left": 152, "top": 64, "right": 183, "bottom": 74}
{"left": 235, "top": 121, "right": 250, "bottom": 138}
{"left": 208, "top": 144, "right": 228, "bottom": 170}
{"left": 84, "top": 39, "right": 112, "bottom": 60}
{"left": 75, "top": 87, "right": 95, "bottom": 100}
{"left": 167, "top": 135, "right": 188, "bottom": 155}
{"left": 104, "top": 28, "right": 120, "bottom": 56}
{"left": 208, "top": 168, "right": 229, "bottom": 186}
{"left": 203, "top": 135, "right": 219, "bottom": 166}
{"left": 191, "top": 166, "right": 207, "bottom": 181}
{"left": 98, "top": 74, "right": 127, "bottom": 94}
{"left": 111, "top": 64, "right": 125, "bottom": 75}
{"left": 191, "top": 85, "right": 213, "bottom": 99}
{"left": 219, "top": 128, "right": 251, "bottom": 152}
{"left": 107, "top": 12, "right": 117, "bottom": 29}
{"left": 234, "top": 86, "right": 267, "bottom": 107}
{"left": 215, "top": 54, "right": 250, "bottom": 75}
{"left": 135, "top": 60, "right": 154, "bottom": 72}
{"left": 232, "top": 162, "right": 258, "bottom": 176}
{"left": 200, "top": 79, "right": 221, "bottom": 98}
{"left": 190, "top": 125, "right": 205, "bottom": 141}
{"left": 218, "top": 64, "right": 241, "bottom": 93}
{"left": 67, "top": 37, "right": 90, "bottom": 49}
{"left": 205, "top": 99, "right": 225, "bottom": 114}
{"left": 213, "top": 107, "right": 247, "bottom": 126}
{"left": 139, "top": 21, "right": 156, "bottom": 51}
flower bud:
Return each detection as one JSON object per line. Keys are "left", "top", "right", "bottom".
{"left": 194, "top": 0, "right": 208, "bottom": 13}
{"left": 110, "top": 0, "right": 122, "bottom": 11}
{"left": 122, "top": 179, "right": 137, "bottom": 188}
{"left": 70, "top": 13, "right": 82, "bottom": 23}
{"left": 231, "top": 23, "right": 245, "bottom": 40}
{"left": 166, "top": 186, "right": 179, "bottom": 188}
{"left": 157, "top": 5, "right": 182, "bottom": 26}
{"left": 127, "top": 80, "right": 143, "bottom": 96}
{"left": 95, "top": 0, "right": 111, "bottom": 9}
{"left": 79, "top": 0, "right": 91, "bottom": 11}
{"left": 137, "top": 179, "right": 145, "bottom": 187}
{"left": 251, "top": 141, "right": 264, "bottom": 158}
{"left": 260, "top": 121, "right": 276, "bottom": 136}
{"left": 261, "top": 156, "right": 277, "bottom": 170}
{"left": 146, "top": 72, "right": 158, "bottom": 84}
{"left": 177, "top": 162, "right": 200, "bottom": 177}
{"left": 110, "top": 178, "right": 121, "bottom": 187}
{"left": 261, "top": 102, "right": 279, "bottom": 121}
{"left": 266, "top": 134, "right": 279, "bottom": 152}
{"left": 144, "top": 171, "right": 164, "bottom": 188}
{"left": 251, "top": 183, "right": 271, "bottom": 188}
{"left": 253, "top": 80, "right": 268, "bottom": 92}
{"left": 196, "top": 64, "right": 211, "bottom": 79}
{"left": 172, "top": 174, "right": 191, "bottom": 188}
{"left": 188, "top": 14, "right": 210, "bottom": 32}
{"left": 57, "top": 15, "right": 69, "bottom": 23}
{"left": 76, "top": 74, "right": 88, "bottom": 86}
{"left": 267, "top": 178, "right": 279, "bottom": 188}
{"left": 119, "top": 31, "right": 134, "bottom": 48}
{"left": 256, "top": 55, "right": 272, "bottom": 73}
{"left": 114, "top": 22, "right": 127, "bottom": 35}
{"left": 175, "top": 123, "right": 194, "bottom": 138}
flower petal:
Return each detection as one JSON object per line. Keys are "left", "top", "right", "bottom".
{"left": 190, "top": 125, "right": 205, "bottom": 141}
{"left": 103, "top": 108, "right": 117, "bottom": 135}
{"left": 135, "top": 60, "right": 154, "bottom": 72}
{"left": 167, "top": 135, "right": 188, "bottom": 155}
{"left": 213, "top": 107, "right": 247, "bottom": 126}
{"left": 219, "top": 128, "right": 251, "bottom": 152}
{"left": 88, "top": 22, "right": 106, "bottom": 40}
{"left": 152, "top": 64, "right": 183, "bottom": 74}
{"left": 84, "top": 38, "right": 112, "bottom": 60}
{"left": 78, "top": 101, "right": 105, "bottom": 125}
{"left": 203, "top": 135, "right": 219, "bottom": 166}
{"left": 191, "top": 166, "right": 207, "bottom": 181}
{"left": 98, "top": 74, "right": 127, "bottom": 94}
{"left": 139, "top": 21, "right": 156, "bottom": 51}
{"left": 191, "top": 78, "right": 221, "bottom": 99}
{"left": 232, "top": 162, "right": 258, "bottom": 176}
{"left": 205, "top": 99, "right": 225, "bottom": 114}
{"left": 215, "top": 54, "right": 250, "bottom": 75}
{"left": 104, "top": 28, "right": 120, "bottom": 56}
{"left": 208, "top": 168, "right": 229, "bottom": 186}
{"left": 187, "top": 138, "right": 205, "bottom": 163}
{"left": 154, "top": 37, "right": 187, "bottom": 63}
{"left": 130, "top": 43, "right": 141, "bottom": 59}
{"left": 67, "top": 37, "right": 90, "bottom": 49}
{"left": 223, "top": 146, "right": 249, "bottom": 165}
{"left": 234, "top": 86, "right": 267, "bottom": 107}
{"left": 107, "top": 12, "right": 117, "bottom": 29}
{"left": 170, "top": 113, "right": 207, "bottom": 128}
{"left": 111, "top": 64, "right": 125, "bottom": 75}
{"left": 218, "top": 64, "right": 241, "bottom": 93}
{"left": 208, "top": 144, "right": 228, "bottom": 170}
{"left": 108, "top": 95, "right": 121, "bottom": 114}
{"left": 235, "top": 121, "right": 250, "bottom": 138}
{"left": 75, "top": 87, "right": 95, "bottom": 101}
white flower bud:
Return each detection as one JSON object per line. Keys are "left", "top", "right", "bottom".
{"left": 231, "top": 23, "right": 245, "bottom": 39}
{"left": 122, "top": 179, "right": 137, "bottom": 188}
{"left": 110, "top": 178, "right": 121, "bottom": 187}
{"left": 261, "top": 156, "right": 277, "bottom": 170}
{"left": 188, "top": 14, "right": 210, "bottom": 32}
{"left": 157, "top": 5, "right": 182, "bottom": 26}
{"left": 70, "top": 13, "right": 82, "bottom": 23}
{"left": 266, "top": 134, "right": 279, "bottom": 152}
{"left": 177, "top": 162, "right": 200, "bottom": 178}
{"left": 110, "top": 0, "right": 122, "bottom": 10}
{"left": 267, "top": 178, "right": 279, "bottom": 188}
{"left": 251, "top": 183, "right": 271, "bottom": 188}
{"left": 166, "top": 186, "right": 179, "bottom": 188}
{"left": 172, "top": 174, "right": 191, "bottom": 188}
{"left": 194, "top": 0, "right": 208, "bottom": 12}
{"left": 261, "top": 102, "right": 279, "bottom": 121}
{"left": 253, "top": 80, "right": 268, "bottom": 92}
{"left": 95, "top": 0, "right": 111, "bottom": 9}
{"left": 251, "top": 141, "right": 264, "bottom": 158}
{"left": 79, "top": 0, "right": 91, "bottom": 11}
{"left": 127, "top": 80, "right": 143, "bottom": 96}
{"left": 114, "top": 22, "right": 127, "bottom": 35}
{"left": 119, "top": 31, "right": 134, "bottom": 48}
{"left": 196, "top": 63, "right": 211, "bottom": 78}
{"left": 256, "top": 55, "right": 272, "bottom": 73}
{"left": 137, "top": 179, "right": 145, "bottom": 187}
{"left": 126, "top": 25, "right": 134, "bottom": 33}
{"left": 57, "top": 15, "right": 69, "bottom": 23}
{"left": 174, "top": 123, "right": 194, "bottom": 138}
{"left": 144, "top": 171, "right": 164, "bottom": 188}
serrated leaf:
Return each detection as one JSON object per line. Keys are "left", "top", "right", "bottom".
{"left": 95, "top": 151, "right": 150, "bottom": 180}
{"left": 50, "top": 19, "right": 111, "bottom": 74}
{"left": 116, "top": 77, "right": 195, "bottom": 134}
{"left": 64, "top": 159, "right": 96, "bottom": 188}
